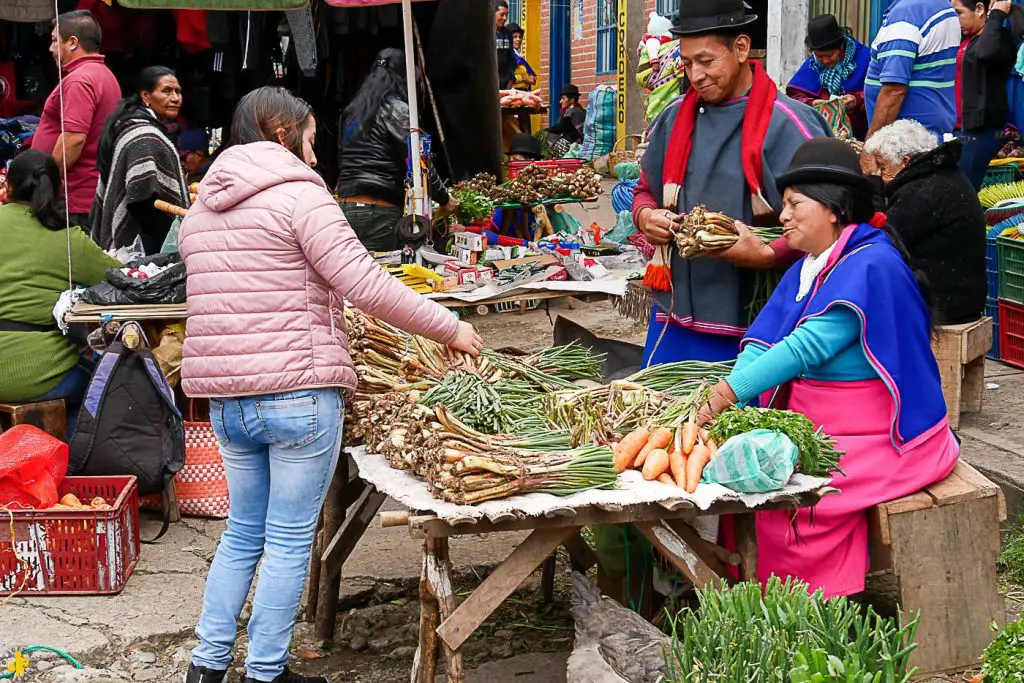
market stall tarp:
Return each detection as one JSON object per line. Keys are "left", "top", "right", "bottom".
{"left": 0, "top": 0, "right": 53, "bottom": 23}
{"left": 116, "top": 0, "right": 307, "bottom": 9}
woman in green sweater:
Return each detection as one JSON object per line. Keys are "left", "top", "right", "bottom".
{"left": 0, "top": 150, "right": 119, "bottom": 435}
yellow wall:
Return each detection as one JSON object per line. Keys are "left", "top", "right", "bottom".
{"left": 522, "top": 0, "right": 543, "bottom": 132}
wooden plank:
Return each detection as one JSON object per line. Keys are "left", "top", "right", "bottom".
{"left": 952, "top": 460, "right": 1001, "bottom": 495}
{"left": 924, "top": 463, "right": 999, "bottom": 508}
{"left": 314, "top": 460, "right": 348, "bottom": 643}
{"left": 323, "top": 487, "right": 388, "bottom": 581}
{"left": 961, "top": 356, "right": 986, "bottom": 414}
{"left": 635, "top": 520, "right": 721, "bottom": 588}
{"left": 413, "top": 539, "right": 441, "bottom": 683}
{"left": 960, "top": 317, "right": 994, "bottom": 363}
{"left": 734, "top": 513, "right": 758, "bottom": 583}
{"left": 423, "top": 538, "right": 464, "bottom": 683}
{"left": 436, "top": 527, "right": 579, "bottom": 651}
{"left": 665, "top": 519, "right": 740, "bottom": 569}
{"left": 408, "top": 488, "right": 837, "bottom": 539}
{"left": 888, "top": 496, "right": 1004, "bottom": 674}
{"left": 303, "top": 516, "right": 324, "bottom": 623}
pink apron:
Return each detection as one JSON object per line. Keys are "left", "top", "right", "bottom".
{"left": 754, "top": 378, "right": 959, "bottom": 597}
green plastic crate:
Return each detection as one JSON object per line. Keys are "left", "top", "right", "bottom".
{"left": 998, "top": 236, "right": 1024, "bottom": 304}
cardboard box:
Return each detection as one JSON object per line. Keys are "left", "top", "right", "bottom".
{"left": 450, "top": 246, "right": 478, "bottom": 265}
{"left": 454, "top": 232, "right": 486, "bottom": 251}
{"left": 442, "top": 262, "right": 492, "bottom": 286}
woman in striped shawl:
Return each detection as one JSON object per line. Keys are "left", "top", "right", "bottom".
{"left": 90, "top": 66, "right": 189, "bottom": 254}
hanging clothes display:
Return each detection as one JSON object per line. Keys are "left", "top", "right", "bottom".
{"left": 0, "top": 0, "right": 52, "bottom": 23}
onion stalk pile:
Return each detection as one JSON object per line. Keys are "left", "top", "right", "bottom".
{"left": 673, "top": 205, "right": 785, "bottom": 258}
{"left": 624, "top": 360, "right": 735, "bottom": 396}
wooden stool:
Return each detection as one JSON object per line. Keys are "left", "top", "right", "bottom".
{"left": 0, "top": 400, "right": 67, "bottom": 441}
{"left": 931, "top": 318, "right": 993, "bottom": 430}
{"left": 868, "top": 460, "right": 1006, "bottom": 676}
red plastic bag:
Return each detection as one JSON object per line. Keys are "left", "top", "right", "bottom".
{"left": 0, "top": 425, "right": 69, "bottom": 509}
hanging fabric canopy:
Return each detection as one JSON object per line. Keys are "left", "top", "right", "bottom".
{"left": 116, "top": 0, "right": 307, "bottom": 9}
{"left": 0, "top": 0, "right": 53, "bottom": 22}
{"left": 324, "top": 0, "right": 432, "bottom": 5}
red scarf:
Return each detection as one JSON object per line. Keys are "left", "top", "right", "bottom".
{"left": 643, "top": 61, "right": 778, "bottom": 293}
{"left": 662, "top": 60, "right": 777, "bottom": 211}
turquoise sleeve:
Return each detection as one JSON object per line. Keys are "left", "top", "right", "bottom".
{"left": 726, "top": 306, "right": 862, "bottom": 403}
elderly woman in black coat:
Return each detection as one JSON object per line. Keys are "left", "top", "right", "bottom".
{"left": 862, "top": 119, "right": 986, "bottom": 325}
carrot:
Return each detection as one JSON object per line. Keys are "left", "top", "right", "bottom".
{"left": 669, "top": 448, "right": 687, "bottom": 489}
{"left": 706, "top": 438, "right": 718, "bottom": 459}
{"left": 685, "top": 443, "right": 712, "bottom": 494}
{"left": 642, "top": 448, "right": 671, "bottom": 480}
{"left": 614, "top": 427, "right": 650, "bottom": 472}
{"left": 681, "top": 421, "right": 699, "bottom": 455}
{"left": 656, "top": 473, "right": 675, "bottom": 486}
{"left": 633, "top": 427, "right": 673, "bottom": 468}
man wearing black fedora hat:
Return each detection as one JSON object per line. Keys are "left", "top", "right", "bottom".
{"left": 543, "top": 84, "right": 586, "bottom": 146}
{"left": 786, "top": 14, "right": 870, "bottom": 140}
{"left": 631, "top": 0, "right": 830, "bottom": 366}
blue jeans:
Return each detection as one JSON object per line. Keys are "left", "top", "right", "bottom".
{"left": 191, "top": 388, "right": 344, "bottom": 682}
{"left": 956, "top": 128, "right": 1005, "bottom": 191}
{"left": 34, "top": 357, "right": 95, "bottom": 441}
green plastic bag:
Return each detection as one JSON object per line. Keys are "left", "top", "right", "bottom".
{"left": 160, "top": 218, "right": 181, "bottom": 254}
{"left": 701, "top": 429, "right": 799, "bottom": 493}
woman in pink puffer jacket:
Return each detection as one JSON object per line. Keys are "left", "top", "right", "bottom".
{"left": 180, "top": 87, "right": 481, "bottom": 683}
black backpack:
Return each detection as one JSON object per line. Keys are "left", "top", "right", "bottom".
{"left": 69, "top": 326, "right": 185, "bottom": 539}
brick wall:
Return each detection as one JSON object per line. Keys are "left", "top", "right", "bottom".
{"left": 538, "top": 0, "right": 667, "bottom": 110}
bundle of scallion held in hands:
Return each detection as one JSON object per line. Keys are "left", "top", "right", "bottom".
{"left": 708, "top": 407, "right": 844, "bottom": 478}
{"left": 674, "top": 205, "right": 784, "bottom": 258}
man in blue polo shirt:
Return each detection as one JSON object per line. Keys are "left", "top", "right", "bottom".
{"left": 865, "top": 0, "right": 961, "bottom": 140}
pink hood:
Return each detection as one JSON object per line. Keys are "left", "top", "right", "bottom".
{"left": 179, "top": 141, "right": 458, "bottom": 398}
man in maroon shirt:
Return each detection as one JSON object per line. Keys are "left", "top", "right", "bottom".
{"left": 31, "top": 10, "right": 120, "bottom": 232}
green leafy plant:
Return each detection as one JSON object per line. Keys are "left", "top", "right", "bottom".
{"left": 709, "top": 407, "right": 845, "bottom": 478}
{"left": 998, "top": 515, "right": 1024, "bottom": 586}
{"left": 979, "top": 618, "right": 1024, "bottom": 682}
{"left": 664, "top": 577, "right": 919, "bottom": 683}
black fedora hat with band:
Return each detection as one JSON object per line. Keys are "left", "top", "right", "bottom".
{"left": 506, "top": 134, "right": 542, "bottom": 159}
{"left": 670, "top": 0, "right": 758, "bottom": 37}
{"left": 561, "top": 84, "right": 581, "bottom": 99}
{"left": 776, "top": 138, "right": 875, "bottom": 195}
{"left": 805, "top": 14, "right": 847, "bottom": 51}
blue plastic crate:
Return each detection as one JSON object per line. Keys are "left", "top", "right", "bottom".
{"left": 987, "top": 297, "right": 1001, "bottom": 359}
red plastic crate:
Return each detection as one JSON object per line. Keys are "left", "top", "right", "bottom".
{"left": 999, "top": 299, "right": 1024, "bottom": 369}
{"left": 506, "top": 159, "right": 583, "bottom": 180}
{"left": 0, "top": 476, "right": 140, "bottom": 596}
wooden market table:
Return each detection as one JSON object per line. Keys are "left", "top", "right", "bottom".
{"left": 378, "top": 484, "right": 837, "bottom": 683}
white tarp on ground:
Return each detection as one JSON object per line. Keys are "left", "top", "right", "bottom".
{"left": 349, "top": 446, "right": 832, "bottom": 524}
{"left": 425, "top": 278, "right": 628, "bottom": 304}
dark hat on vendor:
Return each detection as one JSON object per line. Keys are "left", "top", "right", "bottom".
{"left": 777, "top": 138, "right": 875, "bottom": 194}
{"left": 805, "top": 14, "right": 846, "bottom": 51}
{"left": 506, "top": 133, "right": 542, "bottom": 159}
{"left": 670, "top": 0, "right": 758, "bottom": 37}
{"left": 177, "top": 128, "right": 210, "bottom": 155}
{"left": 561, "top": 84, "right": 581, "bottom": 99}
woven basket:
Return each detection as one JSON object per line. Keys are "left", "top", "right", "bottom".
{"left": 140, "top": 401, "right": 229, "bottom": 518}
{"left": 609, "top": 135, "right": 642, "bottom": 170}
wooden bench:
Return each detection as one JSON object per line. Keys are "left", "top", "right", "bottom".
{"left": 868, "top": 460, "right": 1006, "bottom": 676}
{"left": 931, "top": 318, "right": 993, "bottom": 431}
{"left": 0, "top": 400, "right": 67, "bottom": 441}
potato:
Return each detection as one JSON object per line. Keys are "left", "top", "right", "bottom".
{"left": 60, "top": 493, "right": 83, "bottom": 508}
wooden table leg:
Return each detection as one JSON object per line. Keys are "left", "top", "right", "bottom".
{"left": 304, "top": 513, "right": 324, "bottom": 622}
{"left": 733, "top": 513, "right": 758, "bottom": 583}
{"left": 436, "top": 526, "right": 579, "bottom": 652}
{"left": 314, "top": 457, "right": 348, "bottom": 643}
{"left": 429, "top": 537, "right": 464, "bottom": 683}
{"left": 540, "top": 555, "right": 556, "bottom": 603}
{"left": 563, "top": 532, "right": 598, "bottom": 572}
{"left": 413, "top": 538, "right": 441, "bottom": 683}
